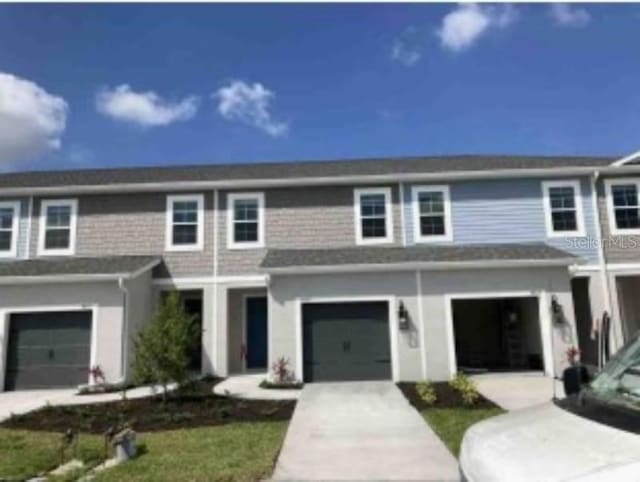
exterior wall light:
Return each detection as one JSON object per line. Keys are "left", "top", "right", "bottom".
{"left": 398, "top": 301, "right": 410, "bottom": 330}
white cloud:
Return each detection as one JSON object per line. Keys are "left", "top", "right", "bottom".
{"left": 437, "top": 3, "right": 517, "bottom": 52}
{"left": 391, "top": 26, "right": 422, "bottom": 67}
{"left": 550, "top": 4, "right": 591, "bottom": 28}
{"left": 0, "top": 72, "right": 68, "bottom": 167}
{"left": 213, "top": 80, "right": 288, "bottom": 137}
{"left": 96, "top": 84, "right": 199, "bottom": 127}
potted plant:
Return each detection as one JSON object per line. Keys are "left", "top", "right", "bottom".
{"left": 562, "top": 346, "right": 589, "bottom": 396}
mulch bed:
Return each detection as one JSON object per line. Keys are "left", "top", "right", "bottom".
{"left": 1, "top": 379, "right": 296, "bottom": 434}
{"left": 397, "top": 382, "right": 498, "bottom": 411}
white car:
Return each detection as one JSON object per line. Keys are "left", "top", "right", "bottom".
{"left": 460, "top": 335, "right": 640, "bottom": 482}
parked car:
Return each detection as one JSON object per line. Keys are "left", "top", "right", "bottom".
{"left": 460, "top": 334, "right": 640, "bottom": 481}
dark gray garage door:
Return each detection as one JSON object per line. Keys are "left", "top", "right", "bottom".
{"left": 302, "top": 301, "right": 391, "bottom": 382}
{"left": 5, "top": 311, "right": 92, "bottom": 391}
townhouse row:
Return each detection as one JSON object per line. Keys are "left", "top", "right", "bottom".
{"left": 1, "top": 154, "right": 640, "bottom": 390}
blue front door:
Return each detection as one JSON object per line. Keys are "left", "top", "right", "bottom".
{"left": 246, "top": 297, "right": 268, "bottom": 369}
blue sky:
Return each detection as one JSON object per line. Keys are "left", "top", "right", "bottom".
{"left": 0, "top": 3, "right": 639, "bottom": 172}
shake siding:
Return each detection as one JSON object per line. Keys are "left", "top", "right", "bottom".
{"left": 403, "top": 177, "right": 599, "bottom": 264}
{"left": 217, "top": 185, "right": 403, "bottom": 275}
{"left": 598, "top": 177, "right": 640, "bottom": 263}
{"left": 29, "top": 192, "right": 215, "bottom": 278}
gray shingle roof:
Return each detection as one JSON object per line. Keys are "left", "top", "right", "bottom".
{"left": 260, "top": 243, "right": 576, "bottom": 271}
{"left": 0, "top": 255, "right": 161, "bottom": 278}
{"left": 0, "top": 155, "right": 614, "bottom": 189}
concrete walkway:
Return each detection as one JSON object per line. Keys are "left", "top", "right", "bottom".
{"left": 272, "top": 382, "right": 459, "bottom": 481}
{"left": 471, "top": 372, "right": 565, "bottom": 411}
{"left": 213, "top": 373, "right": 300, "bottom": 400}
{"left": 0, "top": 383, "right": 176, "bottom": 422}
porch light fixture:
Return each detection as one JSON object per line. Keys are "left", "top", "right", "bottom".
{"left": 551, "top": 295, "right": 564, "bottom": 324}
{"left": 398, "top": 301, "right": 410, "bottom": 330}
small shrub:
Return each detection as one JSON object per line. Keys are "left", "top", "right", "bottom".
{"left": 449, "top": 372, "right": 480, "bottom": 406}
{"left": 416, "top": 381, "right": 437, "bottom": 406}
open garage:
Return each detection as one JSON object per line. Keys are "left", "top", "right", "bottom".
{"left": 451, "top": 296, "right": 544, "bottom": 373}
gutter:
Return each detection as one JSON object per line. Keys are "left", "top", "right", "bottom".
{"left": 261, "top": 258, "right": 577, "bottom": 276}
{"left": 0, "top": 166, "right": 618, "bottom": 197}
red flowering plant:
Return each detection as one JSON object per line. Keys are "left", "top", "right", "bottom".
{"left": 566, "top": 346, "right": 581, "bottom": 367}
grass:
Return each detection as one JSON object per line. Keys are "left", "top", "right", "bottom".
{"left": 0, "top": 428, "right": 103, "bottom": 481}
{"left": 422, "top": 407, "right": 505, "bottom": 457}
{"left": 0, "top": 422, "right": 289, "bottom": 481}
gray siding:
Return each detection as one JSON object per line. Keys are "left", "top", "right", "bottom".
{"left": 218, "top": 185, "right": 403, "bottom": 275}
{"left": 598, "top": 177, "right": 640, "bottom": 263}
{"left": 29, "top": 193, "right": 215, "bottom": 278}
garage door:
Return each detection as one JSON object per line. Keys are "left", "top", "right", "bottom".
{"left": 302, "top": 301, "right": 391, "bottom": 382}
{"left": 5, "top": 311, "right": 92, "bottom": 391}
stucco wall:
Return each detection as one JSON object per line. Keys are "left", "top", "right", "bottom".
{"left": 0, "top": 281, "right": 125, "bottom": 390}
{"left": 267, "top": 266, "right": 577, "bottom": 383}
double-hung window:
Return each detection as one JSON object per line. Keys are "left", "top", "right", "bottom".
{"left": 354, "top": 187, "right": 393, "bottom": 245}
{"left": 607, "top": 179, "right": 640, "bottom": 235}
{"left": 0, "top": 201, "right": 20, "bottom": 258}
{"left": 38, "top": 199, "right": 78, "bottom": 256}
{"left": 542, "top": 180, "right": 585, "bottom": 237}
{"left": 412, "top": 185, "right": 452, "bottom": 242}
{"left": 227, "top": 192, "right": 265, "bottom": 249}
{"left": 166, "top": 194, "right": 204, "bottom": 251}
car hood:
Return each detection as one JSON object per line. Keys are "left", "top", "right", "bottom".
{"left": 460, "top": 402, "right": 640, "bottom": 482}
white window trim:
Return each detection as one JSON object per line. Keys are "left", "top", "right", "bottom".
{"left": 605, "top": 178, "right": 640, "bottom": 236}
{"left": 165, "top": 194, "right": 205, "bottom": 252}
{"left": 542, "top": 180, "right": 586, "bottom": 238}
{"left": 354, "top": 187, "right": 394, "bottom": 245}
{"left": 227, "top": 192, "right": 265, "bottom": 250}
{"left": 411, "top": 185, "right": 453, "bottom": 243}
{"left": 37, "top": 199, "right": 78, "bottom": 256}
{"left": 0, "top": 201, "right": 20, "bottom": 259}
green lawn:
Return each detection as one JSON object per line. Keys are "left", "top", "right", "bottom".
{"left": 0, "top": 421, "right": 289, "bottom": 482}
{"left": 422, "top": 407, "right": 504, "bottom": 456}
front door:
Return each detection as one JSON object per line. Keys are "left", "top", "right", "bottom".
{"left": 246, "top": 297, "right": 268, "bottom": 369}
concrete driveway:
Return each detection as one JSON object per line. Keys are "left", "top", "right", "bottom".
{"left": 272, "top": 381, "right": 459, "bottom": 481}
{"left": 471, "top": 372, "right": 565, "bottom": 411}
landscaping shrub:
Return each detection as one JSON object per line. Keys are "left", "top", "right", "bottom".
{"left": 133, "top": 291, "right": 198, "bottom": 401}
{"left": 449, "top": 372, "right": 480, "bottom": 406}
{"left": 416, "top": 381, "right": 437, "bottom": 406}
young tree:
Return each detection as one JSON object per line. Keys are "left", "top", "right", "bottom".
{"left": 133, "top": 291, "right": 197, "bottom": 401}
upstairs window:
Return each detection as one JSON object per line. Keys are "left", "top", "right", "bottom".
{"left": 38, "top": 199, "right": 78, "bottom": 256}
{"left": 227, "top": 192, "right": 265, "bottom": 249}
{"left": 166, "top": 194, "right": 204, "bottom": 251}
{"left": 0, "top": 201, "right": 19, "bottom": 258}
{"left": 354, "top": 187, "right": 393, "bottom": 245}
{"left": 412, "top": 185, "right": 452, "bottom": 242}
{"left": 608, "top": 181, "right": 640, "bottom": 235}
{"left": 542, "top": 181, "right": 585, "bottom": 237}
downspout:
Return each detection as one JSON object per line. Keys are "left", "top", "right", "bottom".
{"left": 590, "top": 170, "right": 614, "bottom": 366}
{"left": 118, "top": 276, "right": 130, "bottom": 382}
